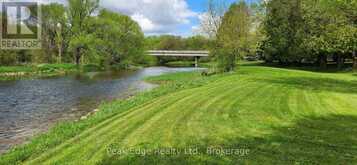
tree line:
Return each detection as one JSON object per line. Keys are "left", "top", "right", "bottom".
{"left": 145, "top": 35, "right": 212, "bottom": 51}
{"left": 143, "top": 35, "right": 212, "bottom": 65}
{"left": 1, "top": 0, "right": 356, "bottom": 72}
{"left": 0, "top": 0, "right": 146, "bottom": 69}
{"left": 261, "top": 0, "right": 356, "bottom": 69}
{"left": 199, "top": 0, "right": 356, "bottom": 72}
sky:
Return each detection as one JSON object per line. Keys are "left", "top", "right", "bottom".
{"left": 164, "top": 0, "right": 239, "bottom": 36}
{"left": 98, "top": 0, "right": 240, "bottom": 36}
{"left": 16, "top": 0, "right": 258, "bottom": 36}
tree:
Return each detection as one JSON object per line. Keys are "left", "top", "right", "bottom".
{"left": 67, "top": 0, "right": 100, "bottom": 65}
{"left": 159, "top": 36, "right": 184, "bottom": 50}
{"left": 199, "top": 0, "right": 227, "bottom": 38}
{"left": 302, "top": 0, "right": 356, "bottom": 69}
{"left": 262, "top": 0, "right": 305, "bottom": 64}
{"left": 354, "top": 51, "right": 357, "bottom": 71}
{"left": 261, "top": 0, "right": 356, "bottom": 69}
{"left": 1, "top": 0, "right": 146, "bottom": 69}
{"left": 331, "top": 0, "right": 357, "bottom": 70}
{"left": 144, "top": 35, "right": 211, "bottom": 51}
{"left": 215, "top": 1, "right": 252, "bottom": 72}
{"left": 69, "top": 34, "right": 103, "bottom": 64}
{"left": 0, "top": 50, "right": 18, "bottom": 66}
{"left": 41, "top": 3, "right": 66, "bottom": 63}
{"left": 184, "top": 35, "right": 212, "bottom": 50}
{"left": 85, "top": 9, "right": 145, "bottom": 68}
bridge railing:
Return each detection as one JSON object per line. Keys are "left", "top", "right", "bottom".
{"left": 147, "top": 50, "right": 209, "bottom": 57}
{"left": 147, "top": 50, "right": 210, "bottom": 67}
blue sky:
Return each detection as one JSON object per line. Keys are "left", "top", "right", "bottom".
{"left": 176, "top": 0, "right": 238, "bottom": 36}
{"left": 173, "top": 0, "right": 259, "bottom": 36}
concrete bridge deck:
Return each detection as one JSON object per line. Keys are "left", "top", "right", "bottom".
{"left": 147, "top": 50, "right": 209, "bottom": 67}
{"left": 147, "top": 50, "right": 209, "bottom": 57}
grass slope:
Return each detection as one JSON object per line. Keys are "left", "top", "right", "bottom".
{"left": 1, "top": 65, "right": 357, "bottom": 164}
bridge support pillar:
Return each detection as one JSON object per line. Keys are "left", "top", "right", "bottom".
{"left": 195, "top": 56, "right": 199, "bottom": 68}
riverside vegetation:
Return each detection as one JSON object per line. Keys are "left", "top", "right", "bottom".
{"left": 0, "top": 64, "right": 104, "bottom": 81}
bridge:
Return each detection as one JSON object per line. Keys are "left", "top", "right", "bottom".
{"left": 147, "top": 50, "right": 209, "bottom": 67}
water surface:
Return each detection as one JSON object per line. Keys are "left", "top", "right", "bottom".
{"left": 0, "top": 67, "right": 202, "bottom": 154}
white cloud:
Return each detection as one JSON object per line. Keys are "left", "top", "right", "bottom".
{"left": 8, "top": 0, "right": 197, "bottom": 35}
{"left": 100, "top": 0, "right": 197, "bottom": 35}
{"left": 131, "top": 13, "right": 156, "bottom": 32}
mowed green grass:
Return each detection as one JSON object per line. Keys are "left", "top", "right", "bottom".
{"left": 1, "top": 65, "right": 357, "bottom": 164}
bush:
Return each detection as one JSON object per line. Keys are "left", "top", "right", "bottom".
{"left": 133, "top": 55, "right": 158, "bottom": 67}
{"left": 0, "top": 66, "right": 34, "bottom": 73}
{"left": 0, "top": 51, "right": 18, "bottom": 66}
{"left": 81, "top": 64, "right": 103, "bottom": 72}
{"left": 214, "top": 48, "right": 237, "bottom": 72}
{"left": 37, "top": 63, "right": 77, "bottom": 73}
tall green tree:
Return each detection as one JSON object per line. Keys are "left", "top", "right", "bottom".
{"left": 85, "top": 9, "right": 145, "bottom": 67}
{"left": 215, "top": 1, "right": 251, "bottom": 72}
{"left": 261, "top": 0, "right": 356, "bottom": 69}
{"left": 67, "top": 0, "right": 100, "bottom": 65}
{"left": 262, "top": 0, "right": 305, "bottom": 64}
{"left": 302, "top": 0, "right": 356, "bottom": 69}
{"left": 42, "top": 3, "right": 67, "bottom": 63}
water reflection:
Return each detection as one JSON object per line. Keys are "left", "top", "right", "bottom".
{"left": 0, "top": 67, "right": 203, "bottom": 154}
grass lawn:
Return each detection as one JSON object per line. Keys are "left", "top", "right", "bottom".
{"left": 1, "top": 65, "right": 356, "bottom": 164}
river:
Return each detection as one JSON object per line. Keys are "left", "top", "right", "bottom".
{"left": 0, "top": 67, "right": 202, "bottom": 154}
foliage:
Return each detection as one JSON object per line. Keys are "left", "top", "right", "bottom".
{"left": 0, "top": 0, "right": 145, "bottom": 70}
{"left": 0, "top": 63, "right": 83, "bottom": 81}
{"left": 69, "top": 34, "right": 104, "bottom": 64}
{"left": 84, "top": 9, "right": 145, "bottom": 68}
{"left": 145, "top": 35, "right": 212, "bottom": 51}
{"left": 184, "top": 35, "right": 213, "bottom": 50}
{"left": 261, "top": 0, "right": 357, "bottom": 68}
{"left": 0, "top": 65, "right": 35, "bottom": 73}
{"left": 41, "top": 3, "right": 67, "bottom": 63}
{"left": 144, "top": 35, "right": 212, "bottom": 65}
{"left": 214, "top": 1, "right": 252, "bottom": 72}
{"left": 198, "top": 0, "right": 227, "bottom": 38}
{"left": 262, "top": 0, "right": 305, "bottom": 63}
{"left": 36, "top": 63, "right": 78, "bottom": 72}
{"left": 0, "top": 51, "right": 18, "bottom": 66}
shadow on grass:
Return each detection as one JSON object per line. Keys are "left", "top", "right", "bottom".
{"left": 98, "top": 115, "right": 357, "bottom": 165}
{"left": 240, "top": 62, "right": 354, "bottom": 73}
{"left": 255, "top": 76, "right": 357, "bottom": 94}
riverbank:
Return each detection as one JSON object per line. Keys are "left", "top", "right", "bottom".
{"left": 1, "top": 64, "right": 357, "bottom": 164}
{"left": 0, "top": 64, "right": 80, "bottom": 81}
{"left": 0, "top": 62, "right": 214, "bottom": 81}
{"left": 0, "top": 63, "right": 145, "bottom": 81}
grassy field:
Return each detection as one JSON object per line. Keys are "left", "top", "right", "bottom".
{"left": 1, "top": 64, "right": 357, "bottom": 164}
